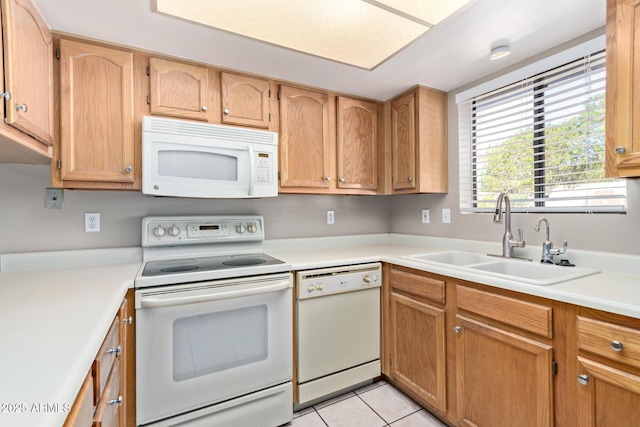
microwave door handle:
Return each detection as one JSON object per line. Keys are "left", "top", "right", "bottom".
{"left": 138, "top": 280, "right": 291, "bottom": 308}
{"left": 248, "top": 144, "right": 255, "bottom": 197}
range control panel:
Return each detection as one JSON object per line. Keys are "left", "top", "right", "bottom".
{"left": 142, "top": 215, "right": 264, "bottom": 247}
{"left": 296, "top": 263, "right": 382, "bottom": 300}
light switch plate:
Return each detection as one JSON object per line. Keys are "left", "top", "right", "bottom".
{"left": 45, "top": 188, "right": 63, "bottom": 209}
{"left": 422, "top": 209, "right": 430, "bottom": 224}
{"left": 327, "top": 210, "right": 335, "bottom": 225}
{"left": 442, "top": 208, "right": 451, "bottom": 224}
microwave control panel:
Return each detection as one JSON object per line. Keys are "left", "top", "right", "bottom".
{"left": 256, "top": 152, "right": 273, "bottom": 184}
{"left": 142, "top": 215, "right": 264, "bottom": 247}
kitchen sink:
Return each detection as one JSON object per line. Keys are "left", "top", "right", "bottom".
{"left": 403, "top": 250, "right": 600, "bottom": 285}
{"left": 404, "top": 250, "right": 493, "bottom": 266}
{"left": 469, "top": 260, "right": 600, "bottom": 286}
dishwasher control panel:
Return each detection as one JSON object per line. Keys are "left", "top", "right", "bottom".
{"left": 296, "top": 263, "right": 381, "bottom": 299}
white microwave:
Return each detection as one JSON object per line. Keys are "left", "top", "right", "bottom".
{"left": 142, "top": 116, "right": 278, "bottom": 198}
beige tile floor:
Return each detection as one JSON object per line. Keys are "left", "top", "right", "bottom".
{"left": 288, "top": 381, "right": 447, "bottom": 427}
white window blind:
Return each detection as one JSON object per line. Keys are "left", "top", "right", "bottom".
{"left": 458, "top": 49, "right": 626, "bottom": 214}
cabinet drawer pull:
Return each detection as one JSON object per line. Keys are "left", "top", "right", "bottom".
{"left": 107, "top": 396, "right": 123, "bottom": 406}
{"left": 106, "top": 345, "right": 121, "bottom": 356}
{"left": 577, "top": 374, "right": 589, "bottom": 385}
{"left": 15, "top": 103, "right": 27, "bottom": 112}
{"left": 610, "top": 340, "right": 624, "bottom": 352}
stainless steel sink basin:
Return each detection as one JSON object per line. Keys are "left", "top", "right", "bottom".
{"left": 403, "top": 250, "right": 600, "bottom": 285}
{"left": 404, "top": 250, "right": 493, "bottom": 266}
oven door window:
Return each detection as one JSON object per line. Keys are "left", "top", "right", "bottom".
{"left": 173, "top": 304, "right": 268, "bottom": 382}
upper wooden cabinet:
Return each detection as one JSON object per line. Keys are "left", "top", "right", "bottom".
{"left": 336, "top": 97, "right": 381, "bottom": 192}
{"left": 605, "top": 0, "right": 640, "bottom": 177}
{"left": 388, "top": 86, "right": 447, "bottom": 194}
{"left": 148, "top": 57, "right": 209, "bottom": 121}
{"left": 55, "top": 38, "right": 138, "bottom": 189}
{"left": 278, "top": 84, "right": 332, "bottom": 191}
{"left": 279, "top": 85, "right": 382, "bottom": 194}
{"left": 0, "top": 0, "right": 53, "bottom": 163}
{"left": 221, "top": 72, "right": 271, "bottom": 129}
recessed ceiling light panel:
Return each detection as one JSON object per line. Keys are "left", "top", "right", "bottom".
{"left": 153, "top": 0, "right": 472, "bottom": 70}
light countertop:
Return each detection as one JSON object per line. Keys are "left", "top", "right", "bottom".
{"left": 1, "top": 234, "right": 639, "bottom": 426}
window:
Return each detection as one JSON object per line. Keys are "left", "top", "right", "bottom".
{"left": 458, "top": 49, "right": 627, "bottom": 213}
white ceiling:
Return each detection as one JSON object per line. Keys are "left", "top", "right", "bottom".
{"left": 33, "top": 0, "right": 606, "bottom": 101}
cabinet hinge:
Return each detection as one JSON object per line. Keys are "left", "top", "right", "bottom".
{"left": 57, "top": 158, "right": 61, "bottom": 169}
{"left": 277, "top": 171, "right": 281, "bottom": 180}
{"left": 277, "top": 91, "right": 281, "bottom": 100}
{"left": 56, "top": 48, "right": 60, "bottom": 60}
{"left": 147, "top": 95, "right": 150, "bottom": 105}
{"left": 268, "top": 89, "right": 271, "bottom": 98}
{"left": 146, "top": 65, "right": 150, "bottom": 76}
{"left": 268, "top": 113, "right": 271, "bottom": 122}
{"left": 552, "top": 360, "right": 558, "bottom": 376}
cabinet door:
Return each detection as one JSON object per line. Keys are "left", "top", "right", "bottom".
{"left": 336, "top": 97, "right": 378, "bottom": 191}
{"left": 221, "top": 72, "right": 270, "bottom": 128}
{"left": 605, "top": 0, "right": 640, "bottom": 177}
{"left": 59, "top": 39, "right": 135, "bottom": 184}
{"left": 389, "top": 292, "right": 446, "bottom": 413}
{"left": 149, "top": 57, "right": 209, "bottom": 121}
{"left": 279, "top": 85, "right": 331, "bottom": 189}
{"left": 390, "top": 91, "right": 417, "bottom": 190}
{"left": 1, "top": 0, "right": 54, "bottom": 145}
{"left": 576, "top": 357, "right": 640, "bottom": 426}
{"left": 455, "top": 315, "right": 553, "bottom": 427}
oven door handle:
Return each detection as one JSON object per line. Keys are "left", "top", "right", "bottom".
{"left": 138, "top": 280, "right": 291, "bottom": 308}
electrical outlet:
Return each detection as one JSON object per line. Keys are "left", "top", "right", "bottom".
{"left": 421, "top": 209, "right": 430, "bottom": 224}
{"left": 442, "top": 208, "right": 451, "bottom": 224}
{"left": 327, "top": 210, "right": 335, "bottom": 225}
{"left": 45, "top": 188, "right": 63, "bottom": 209}
{"left": 85, "top": 213, "right": 101, "bottom": 232}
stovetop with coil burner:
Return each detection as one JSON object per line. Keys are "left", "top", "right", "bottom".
{"left": 135, "top": 215, "right": 290, "bottom": 288}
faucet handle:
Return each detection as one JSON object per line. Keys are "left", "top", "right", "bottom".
{"left": 518, "top": 227, "right": 525, "bottom": 242}
{"left": 550, "top": 240, "right": 567, "bottom": 256}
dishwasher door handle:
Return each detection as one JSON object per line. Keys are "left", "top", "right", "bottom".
{"left": 138, "top": 280, "right": 291, "bottom": 308}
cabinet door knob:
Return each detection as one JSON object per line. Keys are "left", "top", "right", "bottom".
{"left": 223, "top": 108, "right": 230, "bottom": 115}
{"left": 125, "top": 165, "right": 132, "bottom": 173}
{"left": 0, "top": 91, "right": 11, "bottom": 100}
{"left": 577, "top": 374, "right": 589, "bottom": 385}
{"left": 325, "top": 176, "right": 331, "bottom": 181}
{"left": 615, "top": 146, "right": 626, "bottom": 155}
{"left": 14, "top": 103, "right": 27, "bottom": 112}
{"left": 407, "top": 176, "right": 413, "bottom": 182}
{"left": 106, "top": 345, "right": 121, "bottom": 356}
{"left": 610, "top": 340, "right": 624, "bottom": 352}
{"left": 339, "top": 177, "right": 345, "bottom": 182}
{"left": 107, "top": 396, "right": 123, "bottom": 406}
{"left": 454, "top": 326, "right": 462, "bottom": 333}
{"left": 202, "top": 105, "right": 208, "bottom": 112}
{"left": 123, "top": 316, "right": 133, "bottom": 325}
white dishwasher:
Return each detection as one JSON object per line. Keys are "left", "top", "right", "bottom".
{"left": 296, "top": 263, "right": 382, "bottom": 406}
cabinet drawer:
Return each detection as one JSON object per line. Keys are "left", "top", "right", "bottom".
{"left": 93, "top": 316, "right": 120, "bottom": 404}
{"left": 456, "top": 285, "right": 553, "bottom": 338}
{"left": 389, "top": 266, "right": 445, "bottom": 304}
{"left": 93, "top": 358, "right": 121, "bottom": 427}
{"left": 63, "top": 372, "right": 94, "bottom": 427}
{"left": 577, "top": 316, "right": 640, "bottom": 369}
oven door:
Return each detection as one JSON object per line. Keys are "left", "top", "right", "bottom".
{"left": 135, "top": 273, "right": 292, "bottom": 426}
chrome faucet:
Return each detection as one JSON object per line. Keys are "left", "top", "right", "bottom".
{"left": 493, "top": 193, "right": 526, "bottom": 258}
{"left": 535, "top": 217, "right": 567, "bottom": 264}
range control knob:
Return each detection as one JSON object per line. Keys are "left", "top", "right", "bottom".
{"left": 167, "top": 225, "right": 180, "bottom": 236}
{"left": 235, "top": 224, "right": 247, "bottom": 234}
{"left": 247, "top": 223, "right": 258, "bottom": 233}
{"left": 153, "top": 226, "right": 166, "bottom": 237}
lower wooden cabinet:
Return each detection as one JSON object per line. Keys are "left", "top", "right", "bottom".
{"left": 384, "top": 265, "right": 447, "bottom": 415}
{"left": 64, "top": 291, "right": 134, "bottom": 427}
{"left": 575, "top": 309, "right": 640, "bottom": 426}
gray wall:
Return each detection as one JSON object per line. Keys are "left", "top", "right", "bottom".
{"left": 0, "top": 164, "right": 389, "bottom": 253}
